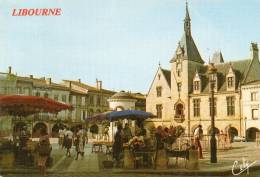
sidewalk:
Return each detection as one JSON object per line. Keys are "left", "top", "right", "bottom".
{"left": 1, "top": 142, "right": 260, "bottom": 176}
{"left": 115, "top": 142, "right": 260, "bottom": 176}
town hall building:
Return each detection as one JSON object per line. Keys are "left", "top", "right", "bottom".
{"left": 146, "top": 3, "right": 260, "bottom": 140}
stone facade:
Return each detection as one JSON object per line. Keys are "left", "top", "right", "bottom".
{"left": 0, "top": 68, "right": 115, "bottom": 137}
{"left": 241, "top": 82, "right": 260, "bottom": 140}
{"left": 146, "top": 4, "right": 260, "bottom": 139}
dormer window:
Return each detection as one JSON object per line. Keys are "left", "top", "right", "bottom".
{"left": 226, "top": 66, "right": 236, "bottom": 91}
{"left": 193, "top": 70, "right": 201, "bottom": 94}
{"left": 194, "top": 81, "right": 200, "bottom": 91}
{"left": 227, "top": 77, "right": 234, "bottom": 88}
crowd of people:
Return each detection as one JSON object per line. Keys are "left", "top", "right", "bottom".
{"left": 8, "top": 122, "right": 234, "bottom": 176}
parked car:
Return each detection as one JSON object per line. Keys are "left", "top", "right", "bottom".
{"left": 233, "top": 136, "right": 246, "bottom": 142}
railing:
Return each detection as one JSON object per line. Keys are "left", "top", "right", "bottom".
{"left": 171, "top": 134, "right": 231, "bottom": 151}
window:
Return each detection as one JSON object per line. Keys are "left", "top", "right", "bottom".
{"left": 252, "top": 109, "right": 258, "bottom": 119}
{"left": 35, "top": 92, "right": 40, "bottom": 96}
{"left": 193, "top": 99, "right": 200, "bottom": 117}
{"left": 158, "top": 74, "right": 161, "bottom": 80}
{"left": 156, "top": 104, "right": 162, "bottom": 118}
{"left": 177, "top": 70, "right": 181, "bottom": 77}
{"left": 193, "top": 81, "right": 200, "bottom": 91}
{"left": 227, "top": 77, "right": 234, "bottom": 88}
{"left": 97, "top": 96, "right": 101, "bottom": 106}
{"left": 44, "top": 93, "right": 48, "bottom": 98}
{"left": 89, "top": 95, "right": 94, "bottom": 105}
{"left": 17, "top": 87, "right": 23, "bottom": 94}
{"left": 209, "top": 98, "right": 217, "bottom": 116}
{"left": 62, "top": 95, "right": 67, "bottom": 103}
{"left": 54, "top": 95, "right": 59, "bottom": 101}
{"left": 251, "top": 92, "right": 257, "bottom": 101}
{"left": 156, "top": 86, "right": 162, "bottom": 97}
{"left": 227, "top": 96, "right": 235, "bottom": 116}
{"left": 82, "top": 111, "right": 86, "bottom": 121}
{"left": 177, "top": 83, "right": 182, "bottom": 92}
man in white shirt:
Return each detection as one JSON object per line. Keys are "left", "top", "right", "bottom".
{"left": 194, "top": 125, "right": 203, "bottom": 159}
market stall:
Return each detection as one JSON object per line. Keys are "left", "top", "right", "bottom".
{"left": 0, "top": 95, "right": 73, "bottom": 167}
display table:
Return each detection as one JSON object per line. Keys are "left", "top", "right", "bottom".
{"left": 123, "top": 147, "right": 134, "bottom": 169}
{"left": 155, "top": 149, "right": 167, "bottom": 169}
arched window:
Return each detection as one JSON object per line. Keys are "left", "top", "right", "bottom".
{"left": 176, "top": 104, "right": 184, "bottom": 116}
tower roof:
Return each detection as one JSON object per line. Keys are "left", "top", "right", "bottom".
{"left": 170, "top": 3, "right": 204, "bottom": 64}
{"left": 212, "top": 51, "right": 224, "bottom": 64}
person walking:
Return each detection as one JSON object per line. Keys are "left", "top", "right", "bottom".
{"left": 194, "top": 125, "right": 203, "bottom": 159}
{"left": 37, "top": 128, "right": 52, "bottom": 177}
{"left": 58, "top": 127, "right": 65, "bottom": 149}
{"left": 75, "top": 126, "right": 85, "bottom": 160}
{"left": 64, "top": 128, "right": 73, "bottom": 157}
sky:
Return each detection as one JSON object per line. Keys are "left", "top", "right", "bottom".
{"left": 0, "top": 0, "right": 260, "bottom": 93}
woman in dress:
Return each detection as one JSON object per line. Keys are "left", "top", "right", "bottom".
{"left": 37, "top": 128, "right": 51, "bottom": 177}
{"left": 75, "top": 127, "right": 85, "bottom": 160}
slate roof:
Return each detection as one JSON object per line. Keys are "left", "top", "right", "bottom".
{"left": 161, "top": 68, "right": 171, "bottom": 87}
{"left": 171, "top": 34, "right": 204, "bottom": 64}
{"left": 188, "top": 59, "right": 258, "bottom": 94}
{"left": 212, "top": 51, "right": 224, "bottom": 64}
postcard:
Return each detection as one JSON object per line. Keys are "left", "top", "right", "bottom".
{"left": 0, "top": 0, "right": 260, "bottom": 177}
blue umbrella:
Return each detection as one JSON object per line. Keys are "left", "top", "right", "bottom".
{"left": 107, "top": 110, "right": 156, "bottom": 122}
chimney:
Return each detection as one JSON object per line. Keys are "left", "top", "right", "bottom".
{"left": 69, "top": 81, "right": 72, "bottom": 88}
{"left": 96, "top": 79, "right": 102, "bottom": 90}
{"left": 8, "top": 66, "right": 12, "bottom": 74}
{"left": 46, "top": 78, "right": 51, "bottom": 85}
{"left": 29, "top": 75, "right": 33, "bottom": 79}
{"left": 250, "top": 42, "right": 259, "bottom": 60}
{"left": 78, "top": 79, "right": 81, "bottom": 83}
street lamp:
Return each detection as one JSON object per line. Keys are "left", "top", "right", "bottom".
{"left": 208, "top": 63, "right": 217, "bottom": 163}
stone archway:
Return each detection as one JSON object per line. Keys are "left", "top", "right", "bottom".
{"left": 227, "top": 126, "right": 238, "bottom": 142}
{"left": 32, "top": 122, "right": 48, "bottom": 138}
{"left": 246, "top": 127, "right": 259, "bottom": 141}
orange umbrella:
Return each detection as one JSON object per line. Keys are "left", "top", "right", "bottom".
{"left": 0, "top": 95, "right": 73, "bottom": 117}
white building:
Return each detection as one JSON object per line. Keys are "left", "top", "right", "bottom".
{"left": 242, "top": 81, "right": 260, "bottom": 141}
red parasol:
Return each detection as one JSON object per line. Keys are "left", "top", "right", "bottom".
{"left": 0, "top": 95, "right": 73, "bottom": 117}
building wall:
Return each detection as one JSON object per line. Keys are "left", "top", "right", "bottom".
{"left": 190, "top": 92, "right": 241, "bottom": 135}
{"left": 146, "top": 68, "right": 173, "bottom": 127}
{"left": 109, "top": 99, "right": 136, "bottom": 110}
{"left": 242, "top": 84, "right": 260, "bottom": 136}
